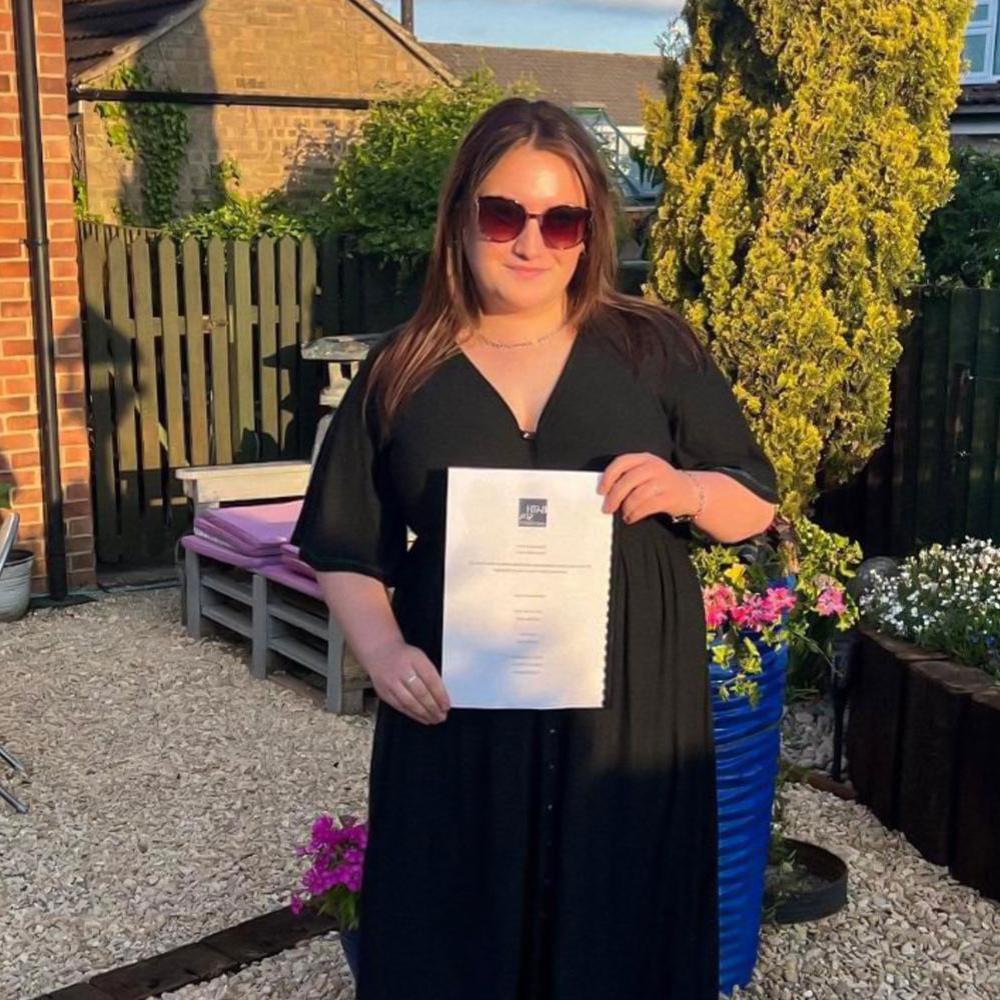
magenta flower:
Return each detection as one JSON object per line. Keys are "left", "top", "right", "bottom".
{"left": 816, "top": 586, "right": 847, "bottom": 617}
{"left": 291, "top": 814, "right": 368, "bottom": 920}
{"left": 703, "top": 583, "right": 738, "bottom": 628}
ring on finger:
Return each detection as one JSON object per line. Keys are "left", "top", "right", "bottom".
{"left": 403, "top": 672, "right": 419, "bottom": 687}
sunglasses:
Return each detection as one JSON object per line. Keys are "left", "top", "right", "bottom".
{"left": 475, "top": 195, "right": 591, "bottom": 250}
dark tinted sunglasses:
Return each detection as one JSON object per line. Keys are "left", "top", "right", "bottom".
{"left": 476, "top": 195, "right": 591, "bottom": 250}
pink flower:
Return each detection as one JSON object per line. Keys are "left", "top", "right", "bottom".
{"left": 816, "top": 586, "right": 847, "bottom": 617}
{"left": 703, "top": 583, "right": 737, "bottom": 628}
{"left": 728, "top": 586, "right": 797, "bottom": 632}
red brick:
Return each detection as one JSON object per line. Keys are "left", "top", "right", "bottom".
{"left": 0, "top": 299, "right": 30, "bottom": 318}
{"left": 0, "top": 259, "right": 27, "bottom": 278}
{"left": 35, "top": 34, "right": 64, "bottom": 56}
{"left": 5, "top": 412, "right": 37, "bottom": 431}
{"left": 49, "top": 278, "right": 79, "bottom": 296}
{"left": 54, "top": 336, "right": 81, "bottom": 358}
{"left": 1, "top": 339, "right": 33, "bottom": 357}
{"left": 66, "top": 516, "right": 91, "bottom": 537}
{"left": 10, "top": 452, "right": 40, "bottom": 470}
{"left": 0, "top": 239, "right": 25, "bottom": 256}
{"left": 13, "top": 486, "right": 41, "bottom": 505}
{"left": 0, "top": 357, "right": 27, "bottom": 375}
{"left": 3, "top": 377, "right": 36, "bottom": 395}
{"left": 57, "top": 428, "right": 88, "bottom": 446}
{"left": 63, "top": 498, "right": 90, "bottom": 518}
{"left": 60, "top": 445, "right": 88, "bottom": 464}
{"left": 0, "top": 394, "right": 29, "bottom": 414}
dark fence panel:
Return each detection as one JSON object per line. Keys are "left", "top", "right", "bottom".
{"left": 816, "top": 286, "right": 1000, "bottom": 556}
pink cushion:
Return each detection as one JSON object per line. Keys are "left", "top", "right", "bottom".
{"left": 259, "top": 561, "right": 324, "bottom": 600}
{"left": 200, "top": 500, "right": 303, "bottom": 549}
{"left": 181, "top": 533, "right": 281, "bottom": 570}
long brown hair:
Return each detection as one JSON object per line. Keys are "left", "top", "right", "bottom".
{"left": 366, "top": 97, "right": 707, "bottom": 432}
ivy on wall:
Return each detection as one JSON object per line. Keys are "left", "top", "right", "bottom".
{"left": 96, "top": 64, "right": 190, "bottom": 227}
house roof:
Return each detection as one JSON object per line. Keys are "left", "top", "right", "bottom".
{"left": 425, "top": 43, "right": 661, "bottom": 126}
{"left": 63, "top": 0, "right": 204, "bottom": 81}
{"left": 63, "top": 0, "right": 456, "bottom": 86}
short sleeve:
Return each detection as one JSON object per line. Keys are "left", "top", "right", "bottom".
{"left": 664, "top": 351, "right": 779, "bottom": 504}
{"left": 290, "top": 353, "right": 406, "bottom": 584}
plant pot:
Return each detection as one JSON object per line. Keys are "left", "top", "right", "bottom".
{"left": 0, "top": 548, "right": 33, "bottom": 622}
{"left": 712, "top": 638, "right": 788, "bottom": 996}
{"left": 340, "top": 926, "right": 361, "bottom": 981}
{"left": 763, "top": 837, "right": 848, "bottom": 923}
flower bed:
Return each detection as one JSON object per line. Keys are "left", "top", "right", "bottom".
{"left": 850, "top": 539, "right": 1000, "bottom": 901}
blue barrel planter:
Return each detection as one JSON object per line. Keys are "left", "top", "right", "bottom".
{"left": 711, "top": 603, "right": 791, "bottom": 994}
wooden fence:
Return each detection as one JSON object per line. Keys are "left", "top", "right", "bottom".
{"left": 80, "top": 226, "right": 998, "bottom": 567}
{"left": 80, "top": 228, "right": 420, "bottom": 566}
{"left": 816, "top": 287, "right": 1000, "bottom": 556}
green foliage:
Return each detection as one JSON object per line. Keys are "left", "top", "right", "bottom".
{"left": 166, "top": 159, "right": 325, "bottom": 241}
{"left": 921, "top": 146, "right": 1000, "bottom": 288}
{"left": 0, "top": 482, "right": 11, "bottom": 509}
{"left": 323, "top": 71, "right": 535, "bottom": 268}
{"left": 96, "top": 64, "right": 190, "bottom": 227}
{"left": 644, "top": 0, "right": 967, "bottom": 520}
{"left": 72, "top": 178, "right": 102, "bottom": 223}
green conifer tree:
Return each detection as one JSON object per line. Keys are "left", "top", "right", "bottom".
{"left": 645, "top": 0, "right": 968, "bottom": 519}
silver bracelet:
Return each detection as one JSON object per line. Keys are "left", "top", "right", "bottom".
{"left": 670, "top": 470, "right": 705, "bottom": 524}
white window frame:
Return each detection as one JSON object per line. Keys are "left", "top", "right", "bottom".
{"left": 962, "top": 0, "right": 999, "bottom": 83}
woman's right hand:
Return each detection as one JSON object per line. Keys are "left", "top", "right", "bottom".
{"left": 362, "top": 638, "right": 451, "bottom": 725}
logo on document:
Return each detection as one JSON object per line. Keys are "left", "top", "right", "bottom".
{"left": 518, "top": 498, "right": 548, "bottom": 527}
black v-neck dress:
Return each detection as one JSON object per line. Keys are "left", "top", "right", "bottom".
{"left": 292, "top": 313, "right": 779, "bottom": 1000}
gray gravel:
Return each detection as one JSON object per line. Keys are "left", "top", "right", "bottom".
{"left": 0, "top": 587, "right": 370, "bottom": 999}
{"left": 2, "top": 588, "right": 998, "bottom": 999}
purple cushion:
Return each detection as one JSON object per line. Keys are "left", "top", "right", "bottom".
{"left": 259, "top": 561, "right": 324, "bottom": 600}
{"left": 194, "top": 520, "right": 282, "bottom": 557}
{"left": 279, "top": 543, "right": 316, "bottom": 580}
{"left": 181, "top": 533, "right": 281, "bottom": 570}
{"left": 200, "top": 500, "right": 303, "bottom": 549}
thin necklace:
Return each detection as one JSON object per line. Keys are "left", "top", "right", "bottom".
{"left": 473, "top": 321, "right": 567, "bottom": 350}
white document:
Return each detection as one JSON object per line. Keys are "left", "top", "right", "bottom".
{"left": 441, "top": 467, "right": 613, "bottom": 710}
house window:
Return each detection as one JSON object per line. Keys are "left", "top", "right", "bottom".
{"left": 962, "top": 1, "right": 1000, "bottom": 81}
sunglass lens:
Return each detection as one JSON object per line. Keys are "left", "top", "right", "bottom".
{"left": 478, "top": 197, "right": 525, "bottom": 242}
{"left": 540, "top": 206, "right": 589, "bottom": 249}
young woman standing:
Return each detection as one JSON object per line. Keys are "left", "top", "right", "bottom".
{"left": 293, "top": 98, "right": 778, "bottom": 999}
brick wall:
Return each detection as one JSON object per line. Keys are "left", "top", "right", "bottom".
{"left": 78, "top": 0, "right": 450, "bottom": 219}
{"left": 0, "top": 0, "right": 95, "bottom": 593}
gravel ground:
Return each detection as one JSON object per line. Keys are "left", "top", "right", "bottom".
{"left": 3, "top": 587, "right": 998, "bottom": 999}
{"left": 0, "top": 586, "right": 370, "bottom": 999}
{"left": 781, "top": 694, "right": 844, "bottom": 776}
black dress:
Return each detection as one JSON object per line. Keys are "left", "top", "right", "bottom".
{"left": 292, "top": 313, "right": 779, "bottom": 1000}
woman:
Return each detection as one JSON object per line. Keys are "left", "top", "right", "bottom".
{"left": 292, "top": 98, "right": 778, "bottom": 999}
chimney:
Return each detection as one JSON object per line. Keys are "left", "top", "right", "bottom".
{"left": 401, "top": 0, "right": 414, "bottom": 33}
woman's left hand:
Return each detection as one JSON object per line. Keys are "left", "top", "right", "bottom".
{"left": 598, "top": 452, "right": 698, "bottom": 524}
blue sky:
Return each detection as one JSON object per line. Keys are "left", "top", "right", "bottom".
{"left": 380, "top": 0, "right": 683, "bottom": 55}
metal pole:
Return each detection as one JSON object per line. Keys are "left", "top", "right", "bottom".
{"left": 401, "top": 0, "right": 415, "bottom": 33}
{"left": 13, "top": 0, "right": 67, "bottom": 600}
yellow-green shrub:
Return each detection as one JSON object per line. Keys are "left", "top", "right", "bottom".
{"left": 645, "top": 0, "right": 968, "bottom": 520}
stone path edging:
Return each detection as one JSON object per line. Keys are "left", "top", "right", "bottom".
{"left": 35, "top": 907, "right": 337, "bottom": 1000}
